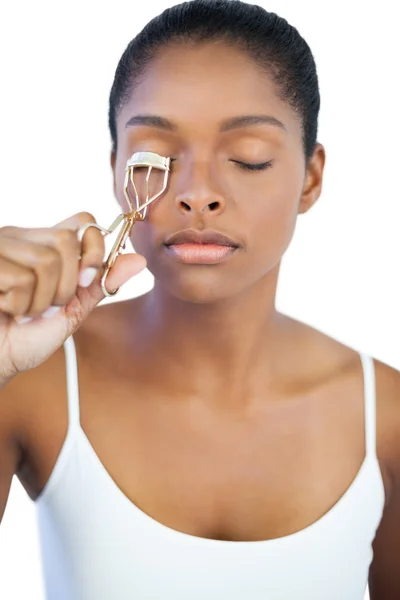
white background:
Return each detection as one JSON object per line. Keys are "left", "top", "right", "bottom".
{"left": 1, "top": 1, "right": 399, "bottom": 598}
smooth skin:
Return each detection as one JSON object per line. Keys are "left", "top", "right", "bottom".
{"left": 1, "top": 41, "right": 400, "bottom": 598}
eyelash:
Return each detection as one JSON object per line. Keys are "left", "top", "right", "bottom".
{"left": 169, "top": 159, "right": 273, "bottom": 172}
{"left": 231, "top": 160, "right": 273, "bottom": 171}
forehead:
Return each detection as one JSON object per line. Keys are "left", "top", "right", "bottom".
{"left": 117, "top": 42, "right": 299, "bottom": 139}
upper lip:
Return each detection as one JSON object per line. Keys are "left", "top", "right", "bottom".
{"left": 164, "top": 229, "right": 240, "bottom": 247}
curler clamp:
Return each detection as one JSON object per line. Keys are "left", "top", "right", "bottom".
{"left": 77, "top": 152, "right": 171, "bottom": 297}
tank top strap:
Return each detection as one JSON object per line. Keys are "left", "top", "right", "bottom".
{"left": 62, "top": 335, "right": 81, "bottom": 429}
{"left": 60, "top": 339, "right": 377, "bottom": 456}
{"left": 359, "top": 352, "right": 377, "bottom": 458}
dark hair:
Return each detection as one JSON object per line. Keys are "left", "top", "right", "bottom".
{"left": 108, "top": 0, "right": 320, "bottom": 166}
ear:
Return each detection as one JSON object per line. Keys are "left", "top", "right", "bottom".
{"left": 298, "top": 143, "right": 326, "bottom": 214}
{"left": 110, "top": 150, "right": 117, "bottom": 197}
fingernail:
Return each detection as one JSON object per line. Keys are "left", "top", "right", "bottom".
{"left": 42, "top": 306, "right": 61, "bottom": 319}
{"left": 16, "top": 316, "right": 33, "bottom": 325}
{"left": 79, "top": 267, "right": 97, "bottom": 288}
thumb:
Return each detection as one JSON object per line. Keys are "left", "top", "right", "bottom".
{"left": 74, "top": 252, "right": 147, "bottom": 314}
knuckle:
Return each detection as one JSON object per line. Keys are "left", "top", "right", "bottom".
{"left": 78, "top": 211, "right": 97, "bottom": 224}
{"left": 0, "top": 293, "right": 21, "bottom": 315}
{"left": 55, "top": 228, "right": 79, "bottom": 247}
{"left": 0, "top": 225, "right": 18, "bottom": 236}
{"left": 17, "top": 269, "right": 36, "bottom": 288}
{"left": 35, "top": 246, "right": 61, "bottom": 271}
{"left": 2, "top": 274, "right": 36, "bottom": 315}
{"left": 0, "top": 293, "right": 11, "bottom": 313}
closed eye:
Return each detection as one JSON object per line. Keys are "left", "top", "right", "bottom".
{"left": 169, "top": 158, "right": 273, "bottom": 172}
{"left": 230, "top": 160, "right": 273, "bottom": 171}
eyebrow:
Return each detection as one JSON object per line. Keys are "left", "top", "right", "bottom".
{"left": 124, "top": 114, "right": 287, "bottom": 133}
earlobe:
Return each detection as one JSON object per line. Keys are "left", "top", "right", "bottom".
{"left": 298, "top": 192, "right": 317, "bottom": 214}
{"left": 298, "top": 143, "right": 325, "bottom": 214}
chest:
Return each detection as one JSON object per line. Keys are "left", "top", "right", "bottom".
{"left": 28, "top": 372, "right": 369, "bottom": 543}
{"left": 19, "top": 332, "right": 380, "bottom": 544}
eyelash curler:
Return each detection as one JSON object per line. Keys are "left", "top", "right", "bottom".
{"left": 77, "top": 152, "right": 171, "bottom": 297}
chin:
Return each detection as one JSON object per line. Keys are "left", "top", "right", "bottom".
{"left": 150, "top": 263, "right": 249, "bottom": 304}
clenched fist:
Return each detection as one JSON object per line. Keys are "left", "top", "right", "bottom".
{"left": 0, "top": 212, "right": 146, "bottom": 381}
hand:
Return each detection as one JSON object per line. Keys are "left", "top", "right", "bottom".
{"left": 0, "top": 212, "right": 146, "bottom": 379}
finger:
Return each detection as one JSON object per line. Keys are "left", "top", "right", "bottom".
{"left": 74, "top": 252, "right": 146, "bottom": 310}
{"left": 0, "top": 255, "right": 37, "bottom": 316}
{"left": 1, "top": 227, "right": 80, "bottom": 307}
{"left": 52, "top": 211, "right": 94, "bottom": 230}
{"left": 105, "top": 253, "right": 147, "bottom": 291}
{"left": 0, "top": 236, "right": 61, "bottom": 316}
{"left": 54, "top": 212, "right": 106, "bottom": 285}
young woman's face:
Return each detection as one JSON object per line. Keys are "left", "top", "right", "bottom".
{"left": 112, "top": 41, "right": 325, "bottom": 302}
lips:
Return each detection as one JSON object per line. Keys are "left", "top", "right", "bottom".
{"left": 164, "top": 229, "right": 239, "bottom": 248}
{"left": 163, "top": 229, "right": 239, "bottom": 265}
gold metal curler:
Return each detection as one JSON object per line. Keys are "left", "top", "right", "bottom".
{"left": 77, "top": 151, "right": 171, "bottom": 297}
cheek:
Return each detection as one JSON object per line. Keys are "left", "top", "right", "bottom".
{"left": 129, "top": 222, "right": 154, "bottom": 256}
{"left": 248, "top": 177, "right": 302, "bottom": 260}
{"left": 129, "top": 208, "right": 167, "bottom": 259}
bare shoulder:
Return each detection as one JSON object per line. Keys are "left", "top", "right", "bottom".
{"left": 2, "top": 297, "right": 133, "bottom": 446}
{"left": 0, "top": 301, "right": 122, "bottom": 495}
{"left": 285, "top": 317, "right": 400, "bottom": 597}
{"left": 297, "top": 318, "right": 400, "bottom": 598}
{"left": 288, "top": 316, "right": 400, "bottom": 486}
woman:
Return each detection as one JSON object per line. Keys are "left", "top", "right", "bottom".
{"left": 0, "top": 0, "right": 398, "bottom": 598}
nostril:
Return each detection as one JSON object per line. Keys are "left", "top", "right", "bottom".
{"left": 177, "top": 199, "right": 222, "bottom": 212}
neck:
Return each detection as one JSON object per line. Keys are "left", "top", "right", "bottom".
{"left": 132, "top": 264, "right": 292, "bottom": 403}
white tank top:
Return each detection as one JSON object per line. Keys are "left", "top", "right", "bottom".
{"left": 35, "top": 335, "right": 385, "bottom": 600}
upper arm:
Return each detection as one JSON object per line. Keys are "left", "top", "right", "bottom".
{"left": 369, "top": 481, "right": 400, "bottom": 599}
{"left": 369, "top": 362, "right": 400, "bottom": 599}
{"left": 0, "top": 344, "right": 69, "bottom": 523}
{"left": 0, "top": 379, "right": 24, "bottom": 524}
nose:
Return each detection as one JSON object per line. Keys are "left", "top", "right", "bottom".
{"left": 174, "top": 159, "right": 226, "bottom": 216}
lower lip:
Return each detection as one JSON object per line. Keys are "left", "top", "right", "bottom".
{"left": 164, "top": 243, "right": 237, "bottom": 264}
